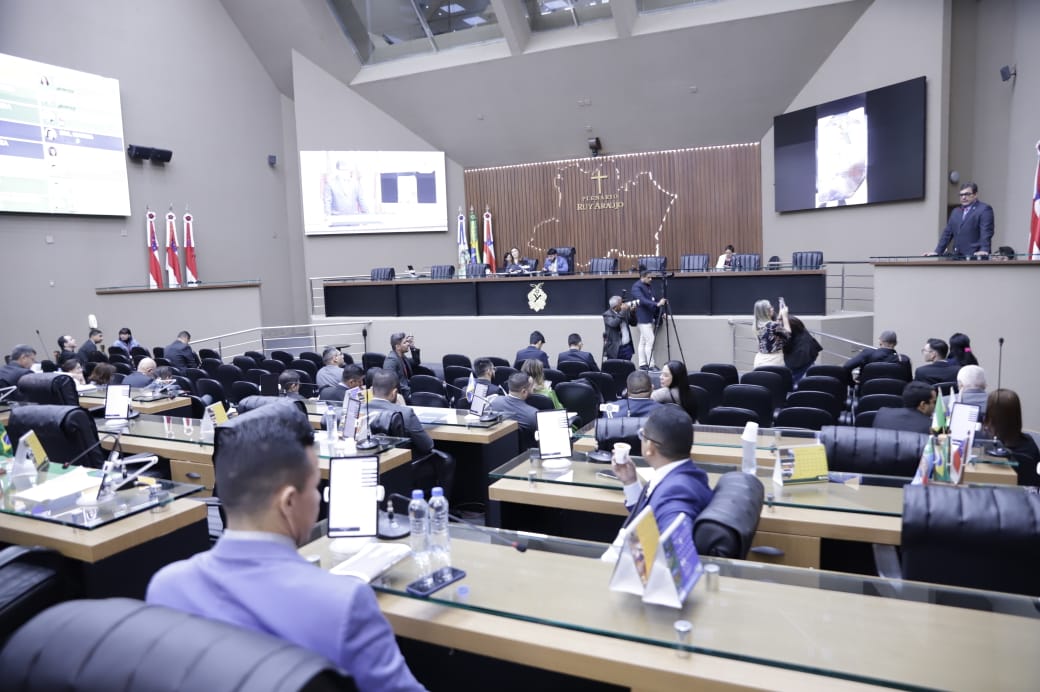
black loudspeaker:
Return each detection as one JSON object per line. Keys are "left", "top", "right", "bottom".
{"left": 126, "top": 145, "right": 154, "bottom": 160}
{"left": 150, "top": 148, "right": 173, "bottom": 163}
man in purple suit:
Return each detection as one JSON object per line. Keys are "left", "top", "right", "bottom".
{"left": 147, "top": 401, "right": 426, "bottom": 692}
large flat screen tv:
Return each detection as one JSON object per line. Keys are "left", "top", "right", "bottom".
{"left": 0, "top": 52, "right": 131, "bottom": 216}
{"left": 773, "top": 76, "right": 926, "bottom": 213}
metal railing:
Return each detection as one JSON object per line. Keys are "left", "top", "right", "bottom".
{"left": 729, "top": 319, "right": 870, "bottom": 372}
{"left": 191, "top": 321, "right": 372, "bottom": 362}
{"left": 825, "top": 261, "right": 874, "bottom": 313}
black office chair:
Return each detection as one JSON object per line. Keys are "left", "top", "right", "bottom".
{"left": 232, "top": 355, "right": 257, "bottom": 372}
{"left": 289, "top": 359, "right": 317, "bottom": 381}
{"left": 108, "top": 353, "right": 132, "bottom": 366}
{"left": 216, "top": 363, "right": 244, "bottom": 395}
{"left": 492, "top": 366, "right": 517, "bottom": 388}
{"left": 700, "top": 363, "right": 738, "bottom": 387}
{"left": 200, "top": 358, "right": 223, "bottom": 378}
{"left": 753, "top": 365, "right": 793, "bottom": 396}
{"left": 817, "top": 426, "right": 927, "bottom": 477}
{"left": 361, "top": 352, "right": 384, "bottom": 372}
{"left": 679, "top": 253, "right": 710, "bottom": 272}
{"left": 430, "top": 264, "right": 455, "bottom": 279}
{"left": 0, "top": 598, "right": 356, "bottom": 692}
{"left": 705, "top": 406, "right": 759, "bottom": 427}
{"left": 855, "top": 393, "right": 903, "bottom": 417}
{"left": 773, "top": 407, "right": 834, "bottom": 431}
{"left": 259, "top": 359, "right": 286, "bottom": 375}
{"left": 7, "top": 405, "right": 104, "bottom": 468}
{"left": 0, "top": 546, "right": 68, "bottom": 647}
{"left": 553, "top": 247, "right": 576, "bottom": 275}
{"left": 163, "top": 394, "right": 208, "bottom": 420}
{"left": 784, "top": 390, "right": 842, "bottom": 421}
{"left": 791, "top": 251, "right": 824, "bottom": 270}
{"left": 299, "top": 352, "right": 323, "bottom": 369}
{"left": 859, "top": 378, "right": 909, "bottom": 397}
{"left": 637, "top": 256, "right": 666, "bottom": 272}
{"left": 595, "top": 416, "right": 645, "bottom": 452}
{"left": 542, "top": 368, "right": 567, "bottom": 389}
{"left": 721, "top": 384, "right": 774, "bottom": 428}
{"left": 16, "top": 373, "right": 79, "bottom": 406}
{"left": 796, "top": 375, "right": 847, "bottom": 404}
{"left": 694, "top": 472, "right": 764, "bottom": 559}
{"left": 854, "top": 410, "right": 877, "bottom": 428}
{"left": 767, "top": 255, "right": 782, "bottom": 271}
{"left": 270, "top": 351, "right": 295, "bottom": 367}
{"left": 409, "top": 375, "right": 446, "bottom": 397}
{"left": 111, "top": 362, "right": 132, "bottom": 376}
{"left": 588, "top": 257, "right": 618, "bottom": 274}
{"left": 444, "top": 365, "right": 472, "bottom": 384}
{"left": 731, "top": 253, "right": 761, "bottom": 271}
{"left": 410, "top": 392, "right": 449, "bottom": 408}
{"left": 151, "top": 346, "right": 165, "bottom": 359}
{"left": 581, "top": 371, "right": 617, "bottom": 403}
{"left": 687, "top": 371, "right": 725, "bottom": 411}
{"left": 230, "top": 380, "right": 260, "bottom": 405}
{"left": 554, "top": 381, "right": 599, "bottom": 429}
{"left": 601, "top": 359, "right": 635, "bottom": 398}
{"left": 520, "top": 257, "right": 539, "bottom": 272}
{"left": 442, "top": 354, "right": 472, "bottom": 371}
{"left": 194, "top": 378, "right": 228, "bottom": 409}
{"left": 171, "top": 375, "right": 194, "bottom": 395}
{"left": 196, "top": 348, "right": 219, "bottom": 362}
{"left": 804, "top": 364, "right": 851, "bottom": 389}
{"left": 556, "top": 361, "right": 587, "bottom": 381}
{"left": 688, "top": 385, "right": 712, "bottom": 424}
{"left": 370, "top": 267, "right": 395, "bottom": 281}
{"left": 739, "top": 371, "right": 785, "bottom": 411}
{"left": 859, "top": 360, "right": 912, "bottom": 384}
{"left": 525, "top": 393, "right": 555, "bottom": 411}
{"left": 369, "top": 410, "right": 455, "bottom": 498}
{"left": 244, "top": 350, "right": 266, "bottom": 365}
{"left": 465, "top": 262, "right": 489, "bottom": 278}
{"left": 412, "top": 365, "right": 436, "bottom": 378}
{"left": 480, "top": 356, "right": 510, "bottom": 368}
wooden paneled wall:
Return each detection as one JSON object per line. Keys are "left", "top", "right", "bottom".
{"left": 464, "top": 144, "right": 761, "bottom": 271}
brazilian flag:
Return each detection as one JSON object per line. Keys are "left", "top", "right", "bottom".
{"left": 0, "top": 421, "right": 12, "bottom": 458}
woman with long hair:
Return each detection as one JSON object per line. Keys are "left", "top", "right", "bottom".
{"left": 521, "top": 358, "right": 561, "bottom": 408}
{"left": 651, "top": 359, "right": 697, "bottom": 420}
{"left": 783, "top": 315, "right": 822, "bottom": 384}
{"left": 984, "top": 388, "right": 1039, "bottom": 486}
{"left": 948, "top": 332, "right": 979, "bottom": 367}
{"left": 88, "top": 362, "right": 116, "bottom": 386}
{"left": 753, "top": 298, "right": 790, "bottom": 368}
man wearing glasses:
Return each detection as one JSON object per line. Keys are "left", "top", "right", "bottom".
{"left": 928, "top": 182, "right": 994, "bottom": 258}
{"left": 611, "top": 405, "right": 713, "bottom": 531}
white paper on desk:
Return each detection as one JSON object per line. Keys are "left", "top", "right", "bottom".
{"left": 14, "top": 466, "right": 101, "bottom": 503}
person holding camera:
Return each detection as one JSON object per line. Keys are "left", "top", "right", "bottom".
{"left": 603, "top": 295, "right": 637, "bottom": 361}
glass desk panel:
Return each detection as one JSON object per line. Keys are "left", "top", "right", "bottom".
{"left": 0, "top": 462, "right": 200, "bottom": 530}
{"left": 304, "top": 401, "right": 500, "bottom": 429}
{"left": 303, "top": 525, "right": 1040, "bottom": 690}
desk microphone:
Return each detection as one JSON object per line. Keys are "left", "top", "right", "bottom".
{"left": 34, "top": 329, "right": 50, "bottom": 359}
{"left": 996, "top": 337, "right": 1005, "bottom": 391}
{"left": 61, "top": 430, "right": 122, "bottom": 469}
{"left": 356, "top": 386, "right": 379, "bottom": 451}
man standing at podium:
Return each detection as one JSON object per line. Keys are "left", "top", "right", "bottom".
{"left": 928, "top": 182, "right": 994, "bottom": 258}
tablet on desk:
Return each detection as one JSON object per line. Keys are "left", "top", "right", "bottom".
{"left": 537, "top": 409, "right": 572, "bottom": 460}
{"left": 104, "top": 384, "right": 131, "bottom": 420}
{"left": 327, "top": 455, "right": 380, "bottom": 539}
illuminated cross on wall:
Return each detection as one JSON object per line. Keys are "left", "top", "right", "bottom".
{"left": 591, "top": 168, "right": 608, "bottom": 195}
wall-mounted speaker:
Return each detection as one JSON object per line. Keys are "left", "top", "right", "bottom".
{"left": 150, "top": 148, "right": 173, "bottom": 163}
{"left": 127, "top": 145, "right": 154, "bottom": 160}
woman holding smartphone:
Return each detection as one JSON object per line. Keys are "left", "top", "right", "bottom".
{"left": 753, "top": 298, "right": 790, "bottom": 368}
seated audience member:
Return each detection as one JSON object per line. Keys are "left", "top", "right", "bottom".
{"left": 111, "top": 327, "right": 142, "bottom": 356}
{"left": 279, "top": 370, "right": 306, "bottom": 401}
{"left": 783, "top": 316, "right": 822, "bottom": 384}
{"left": 489, "top": 372, "right": 539, "bottom": 435}
{"left": 316, "top": 347, "right": 345, "bottom": 389}
{"left": 88, "top": 362, "right": 116, "bottom": 386}
{"left": 914, "top": 338, "right": 960, "bottom": 385}
{"left": 651, "top": 360, "right": 697, "bottom": 420}
{"left": 842, "top": 330, "right": 909, "bottom": 382}
{"left": 78, "top": 328, "right": 104, "bottom": 362}
{"left": 383, "top": 332, "right": 421, "bottom": 403}
{"left": 0, "top": 345, "right": 37, "bottom": 388}
{"left": 612, "top": 405, "right": 712, "bottom": 530}
{"left": 715, "top": 244, "right": 735, "bottom": 270}
{"left": 165, "top": 331, "right": 201, "bottom": 370}
{"left": 146, "top": 403, "right": 426, "bottom": 691}
{"left": 872, "top": 381, "right": 936, "bottom": 434}
{"left": 368, "top": 369, "right": 434, "bottom": 456}
{"left": 948, "top": 332, "right": 979, "bottom": 367}
{"left": 503, "top": 247, "right": 524, "bottom": 274}
{"left": 59, "top": 358, "right": 86, "bottom": 385}
{"left": 520, "top": 358, "right": 560, "bottom": 408}
{"left": 56, "top": 335, "right": 82, "bottom": 367}
{"left": 473, "top": 358, "right": 504, "bottom": 398}
{"left": 984, "top": 389, "right": 1040, "bottom": 486}
{"left": 543, "top": 247, "right": 568, "bottom": 274}
{"left": 557, "top": 333, "right": 598, "bottom": 371}
{"left": 123, "top": 357, "right": 157, "bottom": 388}
{"left": 618, "top": 370, "right": 662, "bottom": 417}
{"left": 514, "top": 330, "right": 550, "bottom": 370}
{"left": 318, "top": 364, "right": 364, "bottom": 402}
{"left": 947, "top": 364, "right": 987, "bottom": 416}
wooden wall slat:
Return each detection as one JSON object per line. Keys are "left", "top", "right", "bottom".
{"left": 463, "top": 145, "right": 761, "bottom": 272}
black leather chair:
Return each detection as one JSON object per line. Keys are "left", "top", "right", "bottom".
{"left": 0, "top": 546, "right": 67, "bottom": 647}
{"left": 443, "top": 365, "right": 472, "bottom": 384}
{"left": 739, "top": 370, "right": 785, "bottom": 411}
{"left": 817, "top": 425, "right": 927, "bottom": 477}
{"left": 767, "top": 255, "right": 782, "bottom": 271}
{"left": 700, "top": 363, "right": 738, "bottom": 387}
{"left": 289, "top": 359, "right": 317, "bottom": 380}
{"left": 369, "top": 409, "right": 455, "bottom": 498}
{"left": 855, "top": 392, "right": 902, "bottom": 415}
{"left": 680, "top": 253, "right": 710, "bottom": 272}
{"left": 230, "top": 380, "right": 261, "bottom": 405}
{"left": 542, "top": 368, "right": 567, "bottom": 389}
{"left": 260, "top": 359, "right": 286, "bottom": 375}
{"left": 694, "top": 472, "right": 764, "bottom": 559}
{"left": 805, "top": 364, "right": 851, "bottom": 388}
{"left": 409, "top": 375, "right": 446, "bottom": 397}
{"left": 796, "top": 375, "right": 846, "bottom": 404}
{"left": 216, "top": 363, "right": 244, "bottom": 394}
{"left": 552, "top": 246, "right": 576, "bottom": 275}
{"left": 270, "top": 351, "right": 296, "bottom": 367}
{"left": 430, "top": 264, "right": 455, "bottom": 279}
{"left": 785, "top": 390, "right": 842, "bottom": 421}
{"left": 16, "top": 373, "right": 79, "bottom": 406}
{"left": 233, "top": 355, "right": 257, "bottom": 372}
{"left": 361, "top": 352, "right": 384, "bottom": 371}
{"left": 0, "top": 598, "right": 356, "bottom": 692}
{"left": 370, "top": 266, "right": 395, "bottom": 281}
{"left": 688, "top": 371, "right": 725, "bottom": 411}
{"left": 601, "top": 359, "right": 635, "bottom": 398}
{"left": 595, "top": 416, "right": 645, "bottom": 452}
{"left": 7, "top": 405, "right": 104, "bottom": 467}
{"left": 195, "top": 378, "right": 228, "bottom": 409}
{"left": 637, "top": 256, "right": 666, "bottom": 272}
{"left": 162, "top": 394, "right": 209, "bottom": 420}
{"left": 773, "top": 406, "right": 834, "bottom": 431}
{"left": 705, "top": 406, "right": 759, "bottom": 427}
{"left": 111, "top": 362, "right": 132, "bottom": 376}
{"left": 859, "top": 360, "right": 911, "bottom": 384}
{"left": 465, "top": 262, "right": 489, "bottom": 278}
{"left": 753, "top": 365, "right": 793, "bottom": 395}
{"left": 555, "top": 381, "right": 599, "bottom": 429}
{"left": 688, "top": 385, "right": 712, "bottom": 424}
{"left": 244, "top": 368, "right": 270, "bottom": 386}
{"left": 556, "top": 361, "right": 587, "bottom": 381}
{"left": 525, "top": 393, "right": 555, "bottom": 411}
{"left": 244, "top": 350, "right": 266, "bottom": 365}
{"left": 588, "top": 257, "right": 617, "bottom": 274}
{"left": 410, "top": 392, "right": 449, "bottom": 408}
{"left": 721, "top": 384, "right": 773, "bottom": 428}
{"left": 480, "top": 356, "right": 510, "bottom": 368}
{"left": 791, "top": 250, "right": 824, "bottom": 270}
{"left": 581, "top": 371, "right": 617, "bottom": 403}
{"left": 860, "top": 378, "right": 911, "bottom": 397}
{"left": 520, "top": 257, "right": 539, "bottom": 272}
{"left": 731, "top": 253, "right": 761, "bottom": 271}
{"left": 200, "top": 357, "right": 223, "bottom": 378}
{"left": 895, "top": 485, "right": 1040, "bottom": 596}
{"left": 299, "top": 352, "right": 323, "bottom": 369}
{"left": 854, "top": 410, "right": 877, "bottom": 428}
{"left": 492, "top": 366, "right": 517, "bottom": 388}
{"left": 442, "top": 354, "right": 472, "bottom": 370}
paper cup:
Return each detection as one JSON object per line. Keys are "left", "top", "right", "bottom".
{"left": 613, "top": 442, "right": 631, "bottom": 464}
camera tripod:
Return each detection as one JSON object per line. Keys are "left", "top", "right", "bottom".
{"left": 652, "top": 272, "right": 686, "bottom": 365}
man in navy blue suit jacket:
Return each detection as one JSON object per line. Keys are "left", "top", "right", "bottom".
{"left": 929, "top": 182, "right": 994, "bottom": 258}
{"left": 557, "top": 333, "right": 598, "bottom": 371}
{"left": 611, "top": 405, "right": 713, "bottom": 531}
{"left": 514, "top": 330, "right": 550, "bottom": 369}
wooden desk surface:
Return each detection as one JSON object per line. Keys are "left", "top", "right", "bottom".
{"left": 307, "top": 408, "right": 518, "bottom": 444}
{"left": 0, "top": 499, "right": 206, "bottom": 563}
{"left": 79, "top": 393, "right": 190, "bottom": 415}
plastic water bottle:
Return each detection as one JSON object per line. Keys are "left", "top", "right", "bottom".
{"left": 408, "top": 490, "right": 432, "bottom": 585}
{"left": 322, "top": 406, "right": 338, "bottom": 441}
{"left": 741, "top": 421, "right": 759, "bottom": 475}
{"left": 428, "top": 487, "right": 452, "bottom": 578}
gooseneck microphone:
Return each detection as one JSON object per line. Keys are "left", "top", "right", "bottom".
{"left": 62, "top": 430, "right": 122, "bottom": 469}
{"left": 356, "top": 388, "right": 379, "bottom": 451}
{"left": 996, "top": 337, "right": 1005, "bottom": 391}
{"left": 34, "top": 329, "right": 49, "bottom": 358}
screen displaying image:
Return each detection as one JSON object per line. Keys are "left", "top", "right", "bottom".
{"left": 0, "top": 52, "right": 131, "bottom": 216}
{"left": 299, "top": 150, "right": 447, "bottom": 235}
{"left": 815, "top": 106, "right": 867, "bottom": 208}
{"left": 327, "top": 455, "right": 379, "bottom": 538}
{"left": 104, "top": 384, "right": 131, "bottom": 420}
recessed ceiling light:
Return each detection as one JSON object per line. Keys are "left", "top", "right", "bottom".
{"left": 440, "top": 3, "right": 466, "bottom": 14}
{"left": 462, "top": 16, "right": 486, "bottom": 26}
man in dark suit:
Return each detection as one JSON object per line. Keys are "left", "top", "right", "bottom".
{"left": 514, "top": 330, "right": 550, "bottom": 370}
{"left": 631, "top": 270, "right": 666, "bottom": 371}
{"left": 319, "top": 364, "right": 364, "bottom": 402}
{"left": 78, "top": 328, "right": 104, "bottom": 363}
{"left": 557, "top": 333, "right": 598, "bottom": 371}
{"left": 382, "top": 332, "right": 420, "bottom": 402}
{"left": 164, "top": 331, "right": 200, "bottom": 370}
{"left": 473, "top": 358, "right": 503, "bottom": 398}
{"left": 56, "top": 335, "right": 83, "bottom": 368}
{"left": 123, "top": 358, "right": 157, "bottom": 388}
{"left": 914, "top": 338, "right": 960, "bottom": 385}
{"left": 873, "top": 381, "right": 936, "bottom": 434}
{"left": 617, "top": 370, "right": 662, "bottom": 417}
{"left": 0, "top": 345, "right": 36, "bottom": 390}
{"left": 611, "top": 405, "right": 713, "bottom": 531}
{"left": 603, "top": 295, "right": 636, "bottom": 361}
{"left": 367, "top": 369, "right": 433, "bottom": 456}
{"left": 842, "top": 330, "right": 911, "bottom": 382}
{"left": 928, "top": 182, "right": 994, "bottom": 258}
{"left": 489, "top": 372, "right": 538, "bottom": 436}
